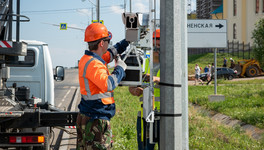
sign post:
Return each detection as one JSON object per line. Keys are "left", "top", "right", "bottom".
{"left": 92, "top": 20, "right": 104, "bottom": 24}
{"left": 187, "top": 19, "right": 227, "bottom": 101}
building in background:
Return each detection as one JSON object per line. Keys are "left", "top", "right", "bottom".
{"left": 188, "top": 11, "right": 197, "bottom": 19}
{"left": 210, "top": 4, "right": 223, "bottom": 19}
{"left": 197, "top": 0, "right": 264, "bottom": 44}
{"left": 191, "top": 0, "right": 264, "bottom": 56}
{"left": 223, "top": 0, "right": 264, "bottom": 44}
{"left": 196, "top": 0, "right": 222, "bottom": 19}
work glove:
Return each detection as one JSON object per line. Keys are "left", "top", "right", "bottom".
{"left": 115, "top": 57, "right": 127, "bottom": 71}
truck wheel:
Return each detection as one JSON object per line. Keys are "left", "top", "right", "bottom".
{"left": 246, "top": 66, "right": 259, "bottom": 77}
{"left": 228, "top": 75, "right": 233, "bottom": 80}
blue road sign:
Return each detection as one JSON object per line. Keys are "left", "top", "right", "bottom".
{"left": 60, "top": 23, "right": 67, "bottom": 30}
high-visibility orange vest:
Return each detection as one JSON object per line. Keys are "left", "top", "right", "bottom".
{"left": 79, "top": 51, "right": 117, "bottom": 105}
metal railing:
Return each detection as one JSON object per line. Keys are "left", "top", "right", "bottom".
{"left": 188, "top": 40, "right": 252, "bottom": 59}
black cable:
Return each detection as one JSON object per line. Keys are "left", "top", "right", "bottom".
{"left": 50, "top": 128, "right": 55, "bottom": 150}
{"left": 158, "top": 82, "right": 182, "bottom": 87}
{"left": 155, "top": 113, "right": 182, "bottom": 117}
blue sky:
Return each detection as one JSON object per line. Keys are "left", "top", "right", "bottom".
{"left": 16, "top": 0, "right": 195, "bottom": 68}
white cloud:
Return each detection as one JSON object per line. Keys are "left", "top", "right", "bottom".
{"left": 110, "top": 1, "right": 148, "bottom": 14}
{"left": 133, "top": 2, "right": 148, "bottom": 12}
{"left": 76, "top": 9, "right": 91, "bottom": 16}
{"left": 110, "top": 5, "right": 124, "bottom": 14}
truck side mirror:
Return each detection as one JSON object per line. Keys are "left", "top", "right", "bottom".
{"left": 54, "top": 66, "right": 65, "bottom": 81}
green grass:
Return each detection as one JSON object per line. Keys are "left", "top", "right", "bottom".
{"left": 218, "top": 78, "right": 264, "bottom": 84}
{"left": 189, "top": 81, "right": 264, "bottom": 129}
{"left": 189, "top": 104, "right": 264, "bottom": 149}
{"left": 111, "top": 86, "right": 139, "bottom": 150}
{"left": 112, "top": 86, "right": 264, "bottom": 149}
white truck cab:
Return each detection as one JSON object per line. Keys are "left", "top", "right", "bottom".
{"left": 6, "top": 40, "right": 64, "bottom": 106}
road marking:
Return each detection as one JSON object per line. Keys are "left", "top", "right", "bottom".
{"left": 58, "top": 102, "right": 62, "bottom": 107}
{"left": 62, "top": 88, "right": 72, "bottom": 102}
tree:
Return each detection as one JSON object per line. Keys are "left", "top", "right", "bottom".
{"left": 252, "top": 18, "right": 264, "bottom": 68}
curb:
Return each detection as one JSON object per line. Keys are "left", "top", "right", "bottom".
{"left": 191, "top": 103, "right": 264, "bottom": 140}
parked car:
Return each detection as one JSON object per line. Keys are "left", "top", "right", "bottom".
{"left": 199, "top": 67, "right": 237, "bottom": 81}
{"left": 199, "top": 73, "right": 209, "bottom": 82}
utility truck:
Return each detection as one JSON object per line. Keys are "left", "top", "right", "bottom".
{"left": 0, "top": 0, "right": 77, "bottom": 149}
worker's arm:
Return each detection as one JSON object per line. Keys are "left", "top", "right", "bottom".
{"left": 113, "top": 39, "right": 129, "bottom": 54}
{"left": 129, "top": 86, "right": 143, "bottom": 96}
{"left": 143, "top": 74, "right": 160, "bottom": 83}
{"left": 129, "top": 74, "right": 160, "bottom": 96}
{"left": 102, "top": 39, "right": 129, "bottom": 64}
{"left": 86, "top": 60, "right": 125, "bottom": 92}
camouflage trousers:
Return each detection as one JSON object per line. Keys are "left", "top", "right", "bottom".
{"left": 76, "top": 113, "right": 112, "bottom": 150}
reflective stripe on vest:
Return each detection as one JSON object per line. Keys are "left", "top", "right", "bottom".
{"left": 81, "top": 57, "right": 115, "bottom": 105}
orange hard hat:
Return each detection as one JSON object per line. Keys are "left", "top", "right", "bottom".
{"left": 84, "top": 23, "right": 109, "bottom": 42}
{"left": 153, "top": 29, "right": 160, "bottom": 38}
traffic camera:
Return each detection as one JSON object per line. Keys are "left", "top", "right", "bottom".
{"left": 122, "top": 12, "right": 149, "bottom": 42}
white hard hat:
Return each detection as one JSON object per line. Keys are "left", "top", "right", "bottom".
{"left": 230, "top": 58, "right": 233, "bottom": 60}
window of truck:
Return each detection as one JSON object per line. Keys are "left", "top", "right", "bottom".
{"left": 6, "top": 50, "right": 35, "bottom": 67}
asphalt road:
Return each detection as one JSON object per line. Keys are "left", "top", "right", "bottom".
{"left": 51, "top": 68, "right": 79, "bottom": 150}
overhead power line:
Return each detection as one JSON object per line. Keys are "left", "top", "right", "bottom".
{"left": 21, "top": 8, "right": 88, "bottom": 13}
{"left": 21, "top": 5, "right": 121, "bottom": 14}
{"left": 88, "top": 0, "right": 96, "bottom": 6}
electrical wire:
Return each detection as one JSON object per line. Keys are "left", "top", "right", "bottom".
{"left": 21, "top": 8, "right": 88, "bottom": 13}
{"left": 50, "top": 128, "right": 55, "bottom": 150}
{"left": 54, "top": 126, "right": 77, "bottom": 135}
{"left": 88, "top": 0, "right": 96, "bottom": 6}
{"left": 21, "top": 5, "right": 119, "bottom": 14}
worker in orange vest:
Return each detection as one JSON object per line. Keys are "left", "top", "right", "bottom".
{"left": 76, "top": 23, "right": 129, "bottom": 149}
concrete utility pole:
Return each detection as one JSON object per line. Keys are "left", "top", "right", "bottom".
{"left": 96, "top": 0, "right": 100, "bottom": 21}
{"left": 124, "top": 0, "right": 126, "bottom": 13}
{"left": 129, "top": 0, "right": 132, "bottom": 13}
{"left": 160, "top": 0, "right": 188, "bottom": 149}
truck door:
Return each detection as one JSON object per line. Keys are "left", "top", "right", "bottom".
{"left": 6, "top": 46, "right": 45, "bottom": 102}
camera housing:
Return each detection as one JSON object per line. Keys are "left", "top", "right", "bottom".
{"left": 122, "top": 13, "right": 149, "bottom": 42}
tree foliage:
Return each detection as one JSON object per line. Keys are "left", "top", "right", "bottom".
{"left": 252, "top": 18, "right": 264, "bottom": 68}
